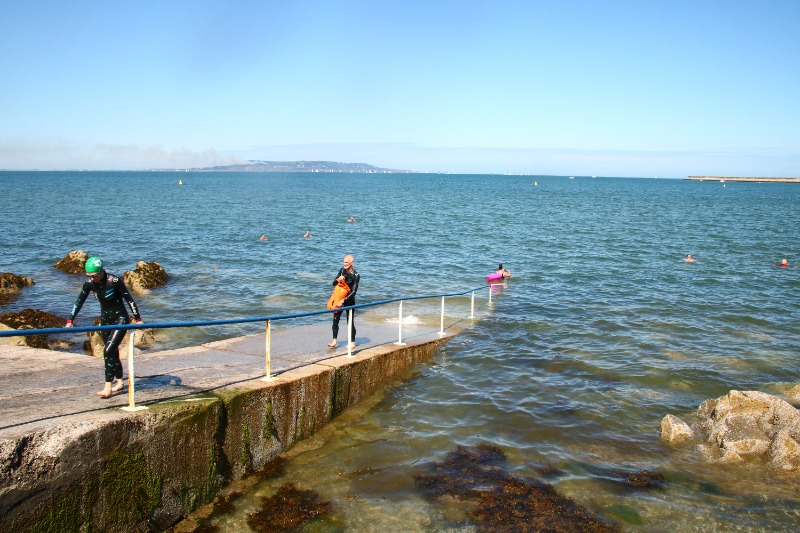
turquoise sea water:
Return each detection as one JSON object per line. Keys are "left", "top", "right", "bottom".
{"left": 2, "top": 171, "right": 799, "bottom": 530}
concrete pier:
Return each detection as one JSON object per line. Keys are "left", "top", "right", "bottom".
{"left": 0, "top": 314, "right": 471, "bottom": 531}
{"left": 685, "top": 176, "right": 800, "bottom": 183}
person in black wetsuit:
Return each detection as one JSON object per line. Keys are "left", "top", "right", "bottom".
{"left": 65, "top": 256, "right": 143, "bottom": 398}
{"left": 328, "top": 254, "right": 359, "bottom": 349}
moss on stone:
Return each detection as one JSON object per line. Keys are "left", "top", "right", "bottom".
{"left": 262, "top": 399, "right": 275, "bottom": 441}
{"left": 205, "top": 441, "right": 221, "bottom": 501}
{"left": 100, "top": 448, "right": 162, "bottom": 527}
{"left": 330, "top": 367, "right": 346, "bottom": 419}
{"left": 241, "top": 422, "right": 251, "bottom": 471}
{"left": 27, "top": 481, "right": 94, "bottom": 533}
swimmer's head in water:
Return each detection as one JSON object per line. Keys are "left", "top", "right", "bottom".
{"left": 498, "top": 263, "right": 503, "bottom": 270}
{"left": 85, "top": 256, "right": 103, "bottom": 274}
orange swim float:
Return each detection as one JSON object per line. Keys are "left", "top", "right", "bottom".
{"left": 326, "top": 279, "right": 350, "bottom": 310}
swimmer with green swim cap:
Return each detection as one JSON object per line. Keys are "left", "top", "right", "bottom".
{"left": 65, "top": 256, "right": 144, "bottom": 399}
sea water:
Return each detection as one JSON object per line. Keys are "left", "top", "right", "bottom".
{"left": 1, "top": 172, "right": 799, "bottom": 530}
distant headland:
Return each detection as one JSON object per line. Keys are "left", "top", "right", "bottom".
{"left": 686, "top": 176, "right": 800, "bottom": 183}
{"left": 187, "top": 160, "right": 414, "bottom": 173}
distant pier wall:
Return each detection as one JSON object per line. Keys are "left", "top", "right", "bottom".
{"left": 0, "top": 338, "right": 448, "bottom": 532}
{"left": 686, "top": 176, "right": 800, "bottom": 183}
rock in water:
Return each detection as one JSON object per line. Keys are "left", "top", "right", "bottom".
{"left": 659, "top": 414, "right": 694, "bottom": 446}
{"left": 123, "top": 261, "right": 169, "bottom": 293}
{"left": 697, "top": 390, "right": 800, "bottom": 470}
{"left": 0, "top": 273, "right": 35, "bottom": 301}
{"left": 53, "top": 250, "right": 89, "bottom": 274}
{"left": 0, "top": 309, "right": 65, "bottom": 349}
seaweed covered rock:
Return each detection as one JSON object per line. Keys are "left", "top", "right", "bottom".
{"left": 53, "top": 250, "right": 89, "bottom": 274}
{"left": 0, "top": 273, "right": 35, "bottom": 301}
{"left": 0, "top": 309, "right": 67, "bottom": 349}
{"left": 414, "top": 444, "right": 618, "bottom": 532}
{"left": 123, "top": 261, "right": 169, "bottom": 294}
{"left": 247, "top": 483, "right": 333, "bottom": 531}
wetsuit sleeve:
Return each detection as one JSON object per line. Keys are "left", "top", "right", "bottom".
{"left": 116, "top": 278, "right": 142, "bottom": 321}
{"left": 344, "top": 271, "right": 359, "bottom": 302}
{"left": 68, "top": 282, "right": 92, "bottom": 321}
{"left": 332, "top": 267, "right": 345, "bottom": 287}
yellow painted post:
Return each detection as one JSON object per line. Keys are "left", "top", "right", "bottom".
{"left": 121, "top": 329, "right": 147, "bottom": 412}
{"left": 261, "top": 320, "right": 274, "bottom": 381}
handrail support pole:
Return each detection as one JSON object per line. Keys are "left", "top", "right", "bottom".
{"left": 121, "top": 329, "right": 147, "bottom": 412}
{"left": 346, "top": 309, "right": 354, "bottom": 357}
{"left": 395, "top": 300, "right": 406, "bottom": 345}
{"left": 470, "top": 290, "right": 475, "bottom": 319}
{"left": 261, "top": 320, "right": 275, "bottom": 381}
{"left": 439, "top": 297, "right": 445, "bottom": 336}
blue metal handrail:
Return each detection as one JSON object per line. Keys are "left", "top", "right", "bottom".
{"left": 0, "top": 282, "right": 505, "bottom": 411}
{"left": 0, "top": 285, "right": 488, "bottom": 338}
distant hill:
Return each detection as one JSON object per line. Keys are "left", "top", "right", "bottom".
{"left": 191, "top": 160, "right": 413, "bottom": 173}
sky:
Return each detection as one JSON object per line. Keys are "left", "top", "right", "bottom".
{"left": 1, "top": 1, "right": 798, "bottom": 178}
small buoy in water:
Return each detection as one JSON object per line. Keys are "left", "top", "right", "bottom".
{"left": 534, "top": 181, "right": 538, "bottom": 186}
{"left": 179, "top": 179, "right": 183, "bottom": 185}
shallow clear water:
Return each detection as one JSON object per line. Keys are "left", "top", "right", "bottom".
{"left": 2, "top": 172, "right": 799, "bottom": 530}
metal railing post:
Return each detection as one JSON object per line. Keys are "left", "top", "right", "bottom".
{"left": 346, "top": 309, "right": 354, "bottom": 357}
{"left": 121, "top": 329, "right": 147, "bottom": 412}
{"left": 395, "top": 300, "right": 406, "bottom": 345}
{"left": 470, "top": 290, "right": 475, "bottom": 319}
{"left": 261, "top": 320, "right": 274, "bottom": 381}
{"left": 439, "top": 297, "right": 445, "bottom": 336}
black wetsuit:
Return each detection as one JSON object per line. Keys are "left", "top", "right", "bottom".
{"left": 332, "top": 266, "right": 359, "bottom": 341}
{"left": 69, "top": 271, "right": 141, "bottom": 382}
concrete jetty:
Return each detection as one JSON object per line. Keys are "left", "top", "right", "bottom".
{"left": 0, "top": 313, "right": 474, "bottom": 531}
{"left": 685, "top": 176, "right": 800, "bottom": 183}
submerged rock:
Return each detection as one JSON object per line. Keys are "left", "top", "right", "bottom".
{"left": 246, "top": 483, "right": 333, "bottom": 532}
{"left": 612, "top": 468, "right": 665, "bottom": 489}
{"left": 123, "top": 261, "right": 169, "bottom": 294}
{"left": 53, "top": 250, "right": 89, "bottom": 274}
{"left": 0, "top": 309, "right": 66, "bottom": 349}
{"left": 413, "top": 444, "right": 618, "bottom": 532}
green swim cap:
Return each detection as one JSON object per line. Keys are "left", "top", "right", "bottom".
{"left": 85, "top": 256, "right": 103, "bottom": 274}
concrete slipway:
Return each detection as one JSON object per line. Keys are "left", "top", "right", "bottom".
{"left": 0, "top": 310, "right": 481, "bottom": 531}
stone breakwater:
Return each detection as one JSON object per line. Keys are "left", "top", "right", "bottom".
{"left": 686, "top": 176, "right": 800, "bottom": 183}
{"left": 0, "top": 323, "right": 452, "bottom": 532}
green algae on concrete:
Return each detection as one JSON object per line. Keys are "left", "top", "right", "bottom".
{"left": 27, "top": 479, "right": 95, "bottom": 533}
{"left": 262, "top": 399, "right": 276, "bottom": 442}
{"left": 100, "top": 448, "right": 162, "bottom": 527}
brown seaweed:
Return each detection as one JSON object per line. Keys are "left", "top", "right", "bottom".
{"left": 247, "top": 483, "right": 333, "bottom": 532}
{"left": 613, "top": 468, "right": 665, "bottom": 489}
{"left": 414, "top": 444, "right": 618, "bottom": 532}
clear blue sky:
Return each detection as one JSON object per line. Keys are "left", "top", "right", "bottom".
{"left": 1, "top": 1, "right": 798, "bottom": 177}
